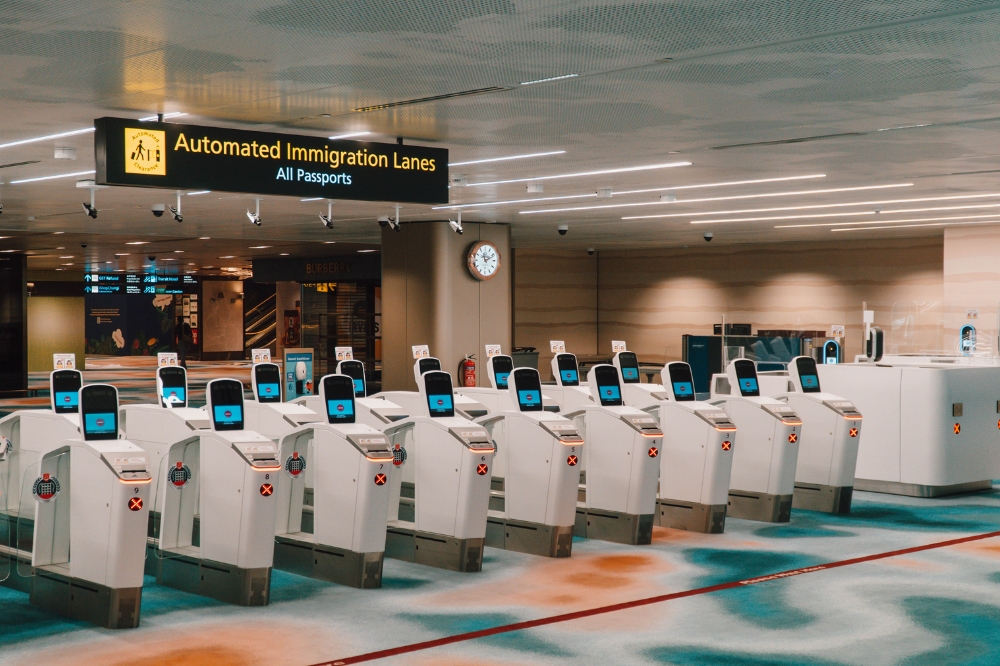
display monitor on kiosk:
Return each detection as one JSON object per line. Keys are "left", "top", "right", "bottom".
{"left": 618, "top": 352, "right": 640, "bottom": 384}
{"left": 50, "top": 369, "right": 82, "bottom": 414}
{"left": 321, "top": 374, "right": 356, "bottom": 424}
{"left": 733, "top": 359, "right": 760, "bottom": 397}
{"left": 666, "top": 363, "right": 696, "bottom": 401}
{"left": 423, "top": 371, "right": 455, "bottom": 418}
{"left": 794, "top": 357, "right": 822, "bottom": 393}
{"left": 253, "top": 363, "right": 282, "bottom": 403}
{"left": 208, "top": 379, "right": 245, "bottom": 431}
{"left": 489, "top": 355, "right": 514, "bottom": 390}
{"left": 511, "top": 368, "right": 544, "bottom": 412}
{"left": 338, "top": 360, "right": 367, "bottom": 397}
{"left": 555, "top": 354, "right": 580, "bottom": 386}
{"left": 592, "top": 366, "right": 624, "bottom": 407}
{"left": 418, "top": 358, "right": 441, "bottom": 375}
{"left": 80, "top": 384, "right": 119, "bottom": 441}
{"left": 157, "top": 366, "right": 187, "bottom": 408}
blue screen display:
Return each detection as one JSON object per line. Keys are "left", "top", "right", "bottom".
{"left": 739, "top": 378, "right": 759, "bottom": 394}
{"left": 55, "top": 391, "right": 79, "bottom": 409}
{"left": 84, "top": 412, "right": 116, "bottom": 435}
{"left": 599, "top": 385, "right": 621, "bottom": 401}
{"left": 495, "top": 372, "right": 510, "bottom": 389}
{"left": 257, "top": 383, "right": 280, "bottom": 400}
{"left": 161, "top": 387, "right": 186, "bottom": 404}
{"left": 622, "top": 367, "right": 639, "bottom": 380}
{"left": 561, "top": 369, "right": 578, "bottom": 383}
{"left": 518, "top": 389, "right": 541, "bottom": 407}
{"left": 800, "top": 374, "right": 819, "bottom": 389}
{"left": 352, "top": 378, "right": 365, "bottom": 396}
{"left": 213, "top": 404, "right": 243, "bottom": 426}
{"left": 673, "top": 381, "right": 694, "bottom": 398}
{"left": 428, "top": 394, "right": 453, "bottom": 415}
{"left": 327, "top": 399, "right": 355, "bottom": 419}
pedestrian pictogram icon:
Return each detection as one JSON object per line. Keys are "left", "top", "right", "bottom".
{"left": 954, "top": 423, "right": 961, "bottom": 435}
{"left": 849, "top": 428, "right": 858, "bottom": 438}
{"left": 260, "top": 483, "right": 273, "bottom": 496}
{"left": 128, "top": 497, "right": 143, "bottom": 511}
{"left": 788, "top": 433, "right": 798, "bottom": 444}
{"left": 374, "top": 473, "right": 387, "bottom": 485}
{"left": 648, "top": 447, "right": 658, "bottom": 458}
{"left": 477, "top": 464, "right": 488, "bottom": 475}
{"left": 567, "top": 455, "right": 578, "bottom": 466}
{"left": 722, "top": 440, "right": 732, "bottom": 451}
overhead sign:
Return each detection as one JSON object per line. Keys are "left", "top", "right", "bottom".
{"left": 251, "top": 255, "right": 380, "bottom": 283}
{"left": 95, "top": 117, "right": 449, "bottom": 204}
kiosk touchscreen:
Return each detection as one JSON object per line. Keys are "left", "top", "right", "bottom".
{"left": 381, "top": 369, "right": 494, "bottom": 572}
{"left": 273, "top": 373, "right": 394, "bottom": 588}
{"left": 710, "top": 360, "right": 801, "bottom": 523}
{"left": 253, "top": 363, "right": 283, "bottom": 403}
{"left": 554, "top": 353, "right": 581, "bottom": 386}
{"left": 561, "top": 364, "right": 661, "bottom": 545}
{"left": 243, "top": 363, "right": 321, "bottom": 440}
{"left": 489, "top": 355, "right": 514, "bottom": 390}
{"left": 543, "top": 351, "right": 593, "bottom": 414}
{"left": 158, "top": 367, "right": 187, "bottom": 408}
{"left": 51, "top": 369, "right": 82, "bottom": 414}
{"left": 667, "top": 363, "right": 696, "bottom": 400}
{"left": 296, "top": 359, "right": 408, "bottom": 429}
{"left": 378, "top": 355, "right": 488, "bottom": 421}
{"left": 477, "top": 367, "right": 582, "bottom": 557}
{"left": 338, "top": 360, "right": 367, "bottom": 397}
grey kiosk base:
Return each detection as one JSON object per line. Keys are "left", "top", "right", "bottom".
{"left": 0, "top": 517, "right": 141, "bottom": 629}
{"left": 793, "top": 483, "right": 854, "bottom": 514}
{"left": 656, "top": 498, "right": 727, "bottom": 534}
{"left": 574, "top": 477, "right": 653, "bottom": 545}
{"left": 727, "top": 490, "right": 793, "bottom": 523}
{"left": 385, "top": 482, "right": 484, "bottom": 573}
{"left": 484, "top": 482, "right": 573, "bottom": 558}
{"left": 145, "top": 514, "right": 271, "bottom": 606}
{"left": 854, "top": 478, "right": 992, "bottom": 499}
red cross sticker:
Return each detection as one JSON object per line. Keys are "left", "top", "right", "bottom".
{"left": 260, "top": 483, "right": 273, "bottom": 496}
{"left": 648, "top": 447, "right": 658, "bottom": 458}
{"left": 722, "top": 440, "right": 732, "bottom": 451}
{"left": 954, "top": 423, "right": 961, "bottom": 435}
{"left": 567, "top": 455, "right": 578, "bottom": 466}
{"left": 788, "top": 433, "right": 798, "bottom": 444}
{"left": 374, "top": 473, "right": 387, "bottom": 485}
{"left": 477, "top": 464, "right": 489, "bottom": 476}
{"left": 849, "top": 428, "right": 858, "bottom": 438}
{"left": 128, "top": 497, "right": 143, "bottom": 511}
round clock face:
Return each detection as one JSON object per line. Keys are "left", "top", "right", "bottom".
{"left": 468, "top": 241, "right": 501, "bottom": 281}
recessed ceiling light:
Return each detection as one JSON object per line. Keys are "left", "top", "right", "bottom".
{"left": 163, "top": 258, "right": 176, "bottom": 261}
{"left": 0, "top": 127, "right": 95, "bottom": 150}
{"left": 279, "top": 253, "right": 289, "bottom": 256}
{"left": 470, "top": 161, "right": 691, "bottom": 188}
{"left": 114, "top": 269, "right": 124, "bottom": 272}
{"left": 328, "top": 131, "right": 371, "bottom": 140}
{"left": 59, "top": 255, "right": 73, "bottom": 258}
{"left": 199, "top": 236, "right": 210, "bottom": 240}
{"left": 449, "top": 151, "right": 566, "bottom": 167}
{"left": 203, "top": 265, "right": 214, "bottom": 269}
{"left": 52, "top": 231, "right": 64, "bottom": 235}
{"left": 105, "top": 261, "right": 112, "bottom": 264}
{"left": 1, "top": 250, "right": 16, "bottom": 253}
{"left": 56, "top": 247, "right": 65, "bottom": 250}
{"left": 697, "top": 202, "right": 1000, "bottom": 225}
{"left": 115, "top": 253, "right": 129, "bottom": 257}
{"left": 174, "top": 250, "right": 184, "bottom": 253}
{"left": 60, "top": 262, "right": 72, "bottom": 266}
{"left": 358, "top": 249, "right": 378, "bottom": 253}
{"left": 188, "top": 262, "right": 195, "bottom": 265}
{"left": 876, "top": 123, "right": 932, "bottom": 132}
{"left": 125, "top": 241, "right": 148, "bottom": 245}
{"left": 55, "top": 268, "right": 63, "bottom": 271}
{"left": 186, "top": 190, "right": 211, "bottom": 195}
{"left": 300, "top": 197, "right": 324, "bottom": 202}
{"left": 831, "top": 218, "right": 1000, "bottom": 232}
{"left": 142, "top": 264, "right": 152, "bottom": 268}
{"left": 249, "top": 245, "right": 271, "bottom": 249}
{"left": 219, "top": 255, "right": 235, "bottom": 259}
{"left": 323, "top": 241, "right": 336, "bottom": 244}
{"left": 520, "top": 73, "right": 578, "bottom": 85}
{"left": 11, "top": 170, "right": 95, "bottom": 184}
{"left": 778, "top": 213, "right": 1000, "bottom": 229}
{"left": 138, "top": 112, "right": 186, "bottom": 122}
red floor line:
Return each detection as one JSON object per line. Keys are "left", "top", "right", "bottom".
{"left": 310, "top": 529, "right": 1000, "bottom": 665}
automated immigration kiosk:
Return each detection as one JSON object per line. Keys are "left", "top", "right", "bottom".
{"left": 478, "top": 367, "right": 583, "bottom": 557}
{"left": 612, "top": 350, "right": 737, "bottom": 534}
{"left": 378, "top": 356, "right": 489, "bottom": 421}
{"left": 711, "top": 360, "right": 802, "bottom": 523}
{"left": 543, "top": 351, "right": 594, "bottom": 412}
{"left": 274, "top": 374, "right": 394, "bottom": 588}
{"left": 0, "top": 381, "right": 151, "bottom": 629}
{"left": 135, "top": 378, "right": 280, "bottom": 605}
{"left": 243, "top": 362, "right": 322, "bottom": 441}
{"left": 565, "top": 364, "right": 662, "bottom": 545}
{"left": 382, "top": 366, "right": 495, "bottom": 571}
{"left": 295, "top": 359, "right": 409, "bottom": 429}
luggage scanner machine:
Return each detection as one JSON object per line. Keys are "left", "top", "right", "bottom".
{"left": 382, "top": 368, "right": 495, "bottom": 572}
{"left": 135, "top": 378, "right": 281, "bottom": 605}
{"left": 711, "top": 360, "right": 802, "bottom": 523}
{"left": 274, "top": 374, "right": 393, "bottom": 588}
{"left": 565, "top": 365, "right": 662, "bottom": 545}
{"left": 477, "top": 367, "right": 583, "bottom": 557}
{"left": 0, "top": 380, "right": 151, "bottom": 629}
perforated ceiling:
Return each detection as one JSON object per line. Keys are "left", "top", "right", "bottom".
{"left": 1, "top": 0, "right": 1000, "bottom": 272}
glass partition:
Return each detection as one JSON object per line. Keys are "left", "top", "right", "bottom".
{"left": 886, "top": 301, "right": 998, "bottom": 361}
{"left": 17, "top": 449, "right": 71, "bottom": 577}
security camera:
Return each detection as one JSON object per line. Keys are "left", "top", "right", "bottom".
{"left": 169, "top": 206, "right": 182, "bottom": 223}
{"left": 703, "top": 231, "right": 714, "bottom": 242}
{"left": 557, "top": 224, "right": 569, "bottom": 236}
{"left": 449, "top": 219, "right": 464, "bottom": 235}
{"left": 148, "top": 255, "right": 156, "bottom": 262}
{"left": 378, "top": 215, "right": 400, "bottom": 232}
{"left": 152, "top": 204, "right": 165, "bottom": 218}
{"left": 587, "top": 248, "right": 595, "bottom": 256}
{"left": 319, "top": 214, "right": 334, "bottom": 229}
{"left": 0, "top": 204, "right": 4, "bottom": 215}
{"left": 246, "top": 210, "right": 262, "bottom": 226}
{"left": 80, "top": 243, "right": 88, "bottom": 249}
{"left": 82, "top": 202, "right": 97, "bottom": 219}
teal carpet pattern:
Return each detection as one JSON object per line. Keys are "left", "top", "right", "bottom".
{"left": 3, "top": 486, "right": 1000, "bottom": 665}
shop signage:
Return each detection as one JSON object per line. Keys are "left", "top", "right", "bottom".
{"left": 95, "top": 117, "right": 449, "bottom": 204}
{"left": 251, "top": 255, "right": 380, "bottom": 283}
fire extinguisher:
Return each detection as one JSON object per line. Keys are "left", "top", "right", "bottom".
{"left": 461, "top": 355, "right": 476, "bottom": 387}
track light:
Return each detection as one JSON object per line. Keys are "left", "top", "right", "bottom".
{"left": 319, "top": 201, "right": 333, "bottom": 229}
{"left": 247, "top": 198, "right": 262, "bottom": 226}
{"left": 449, "top": 211, "right": 464, "bottom": 234}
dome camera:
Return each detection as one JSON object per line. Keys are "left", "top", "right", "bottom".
{"left": 152, "top": 204, "right": 165, "bottom": 217}
{"left": 703, "top": 232, "right": 714, "bottom": 242}
{"left": 80, "top": 243, "right": 88, "bottom": 249}
{"left": 587, "top": 248, "right": 595, "bottom": 256}
{"left": 148, "top": 255, "right": 156, "bottom": 261}
{"left": 557, "top": 224, "right": 569, "bottom": 236}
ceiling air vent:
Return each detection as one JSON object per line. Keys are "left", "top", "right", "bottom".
{"left": 355, "top": 86, "right": 509, "bottom": 113}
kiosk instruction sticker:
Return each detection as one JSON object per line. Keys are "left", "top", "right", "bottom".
{"left": 484, "top": 344, "right": 502, "bottom": 358}
{"left": 53, "top": 353, "right": 76, "bottom": 370}
{"left": 335, "top": 346, "right": 354, "bottom": 361}
{"left": 611, "top": 340, "right": 627, "bottom": 353}
{"left": 550, "top": 341, "right": 566, "bottom": 353}
{"left": 412, "top": 345, "right": 430, "bottom": 359}
{"left": 251, "top": 348, "right": 271, "bottom": 364}
{"left": 157, "top": 352, "right": 178, "bottom": 367}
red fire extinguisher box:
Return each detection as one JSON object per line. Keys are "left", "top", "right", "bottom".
{"left": 460, "top": 355, "right": 476, "bottom": 387}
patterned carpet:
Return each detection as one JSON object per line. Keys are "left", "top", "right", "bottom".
{"left": 3, "top": 485, "right": 1000, "bottom": 666}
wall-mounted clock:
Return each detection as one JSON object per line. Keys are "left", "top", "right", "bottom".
{"left": 467, "top": 240, "right": 501, "bottom": 281}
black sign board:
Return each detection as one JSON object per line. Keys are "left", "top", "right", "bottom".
{"left": 95, "top": 117, "right": 449, "bottom": 204}
{"left": 83, "top": 273, "right": 198, "bottom": 294}
{"left": 251, "top": 255, "right": 380, "bottom": 283}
